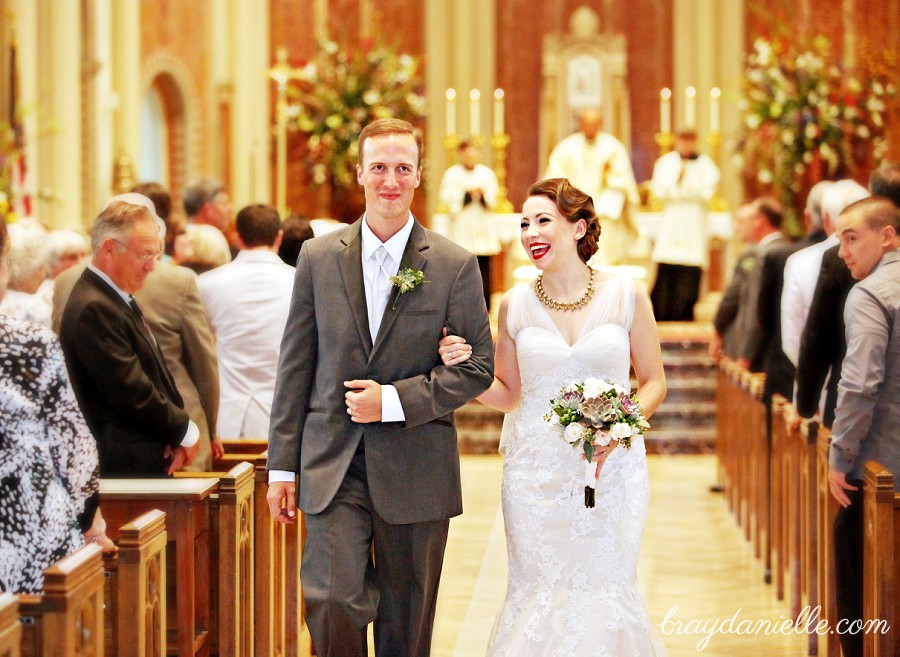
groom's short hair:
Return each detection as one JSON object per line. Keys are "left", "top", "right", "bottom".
{"left": 358, "top": 118, "right": 423, "bottom": 170}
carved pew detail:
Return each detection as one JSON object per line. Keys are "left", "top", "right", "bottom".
{"left": 862, "top": 461, "right": 898, "bottom": 657}
{"left": 19, "top": 544, "right": 105, "bottom": 657}
{"left": 100, "top": 478, "right": 217, "bottom": 657}
{"left": 104, "top": 509, "right": 167, "bottom": 657}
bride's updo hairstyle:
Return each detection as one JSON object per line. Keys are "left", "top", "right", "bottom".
{"left": 526, "top": 178, "right": 600, "bottom": 263}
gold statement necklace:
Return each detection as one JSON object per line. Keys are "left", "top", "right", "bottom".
{"left": 533, "top": 267, "right": 595, "bottom": 311}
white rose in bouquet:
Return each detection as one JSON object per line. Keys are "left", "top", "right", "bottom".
{"left": 594, "top": 430, "right": 612, "bottom": 447}
{"left": 564, "top": 422, "right": 585, "bottom": 445}
{"left": 610, "top": 422, "right": 633, "bottom": 442}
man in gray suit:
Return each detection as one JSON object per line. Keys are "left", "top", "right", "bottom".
{"left": 266, "top": 119, "right": 494, "bottom": 657}
{"left": 827, "top": 196, "right": 900, "bottom": 657}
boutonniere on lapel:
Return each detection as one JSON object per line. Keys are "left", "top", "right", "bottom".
{"left": 389, "top": 267, "right": 429, "bottom": 310}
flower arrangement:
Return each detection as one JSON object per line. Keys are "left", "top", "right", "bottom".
{"left": 545, "top": 377, "right": 649, "bottom": 507}
{"left": 738, "top": 35, "right": 894, "bottom": 230}
{"left": 0, "top": 122, "right": 15, "bottom": 224}
{"left": 286, "top": 38, "right": 426, "bottom": 193}
{"left": 388, "top": 267, "right": 428, "bottom": 309}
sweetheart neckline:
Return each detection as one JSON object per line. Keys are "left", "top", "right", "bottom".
{"left": 518, "top": 323, "right": 627, "bottom": 349}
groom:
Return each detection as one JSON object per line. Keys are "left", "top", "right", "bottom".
{"left": 266, "top": 118, "right": 494, "bottom": 657}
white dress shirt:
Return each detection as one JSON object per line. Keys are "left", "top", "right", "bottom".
{"left": 268, "top": 215, "right": 413, "bottom": 484}
{"left": 197, "top": 249, "right": 296, "bottom": 439}
{"left": 86, "top": 264, "right": 199, "bottom": 448}
{"left": 780, "top": 234, "right": 838, "bottom": 367}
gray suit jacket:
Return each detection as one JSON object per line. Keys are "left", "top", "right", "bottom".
{"left": 53, "top": 261, "right": 219, "bottom": 470}
{"left": 267, "top": 219, "right": 494, "bottom": 524}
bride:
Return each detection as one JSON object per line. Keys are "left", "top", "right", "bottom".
{"left": 441, "top": 178, "right": 667, "bottom": 655}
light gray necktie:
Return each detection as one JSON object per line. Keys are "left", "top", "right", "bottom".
{"left": 370, "top": 246, "right": 393, "bottom": 337}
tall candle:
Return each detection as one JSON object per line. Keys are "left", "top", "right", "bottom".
{"left": 710, "top": 87, "right": 721, "bottom": 133}
{"left": 469, "top": 89, "right": 481, "bottom": 137}
{"left": 445, "top": 88, "right": 457, "bottom": 138}
{"left": 684, "top": 86, "right": 696, "bottom": 129}
{"left": 493, "top": 88, "right": 505, "bottom": 135}
{"left": 660, "top": 87, "right": 672, "bottom": 134}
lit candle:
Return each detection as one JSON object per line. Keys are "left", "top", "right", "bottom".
{"left": 445, "top": 88, "right": 457, "bottom": 138}
{"left": 493, "top": 88, "right": 505, "bottom": 136}
{"left": 710, "top": 87, "right": 721, "bottom": 133}
{"left": 660, "top": 87, "right": 672, "bottom": 134}
{"left": 469, "top": 89, "right": 481, "bottom": 137}
{"left": 684, "top": 86, "right": 696, "bottom": 129}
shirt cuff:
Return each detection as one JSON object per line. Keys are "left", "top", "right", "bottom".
{"left": 381, "top": 384, "right": 405, "bottom": 422}
{"left": 180, "top": 421, "right": 200, "bottom": 448}
{"left": 268, "top": 470, "right": 296, "bottom": 483}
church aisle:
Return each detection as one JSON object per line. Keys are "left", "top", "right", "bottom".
{"left": 429, "top": 454, "right": 808, "bottom": 657}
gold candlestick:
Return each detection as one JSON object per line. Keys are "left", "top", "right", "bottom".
{"left": 268, "top": 47, "right": 303, "bottom": 217}
{"left": 490, "top": 133, "right": 514, "bottom": 214}
{"left": 654, "top": 131, "right": 675, "bottom": 156}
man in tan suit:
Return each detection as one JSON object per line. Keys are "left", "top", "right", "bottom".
{"left": 53, "top": 209, "right": 220, "bottom": 471}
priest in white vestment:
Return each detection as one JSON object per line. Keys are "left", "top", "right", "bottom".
{"left": 439, "top": 140, "right": 500, "bottom": 306}
{"left": 649, "top": 129, "right": 720, "bottom": 321}
{"left": 544, "top": 108, "right": 640, "bottom": 265}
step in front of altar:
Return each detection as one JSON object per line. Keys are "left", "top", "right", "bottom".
{"left": 455, "top": 323, "right": 718, "bottom": 456}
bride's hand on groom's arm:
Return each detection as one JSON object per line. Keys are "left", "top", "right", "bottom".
{"left": 438, "top": 327, "right": 473, "bottom": 366}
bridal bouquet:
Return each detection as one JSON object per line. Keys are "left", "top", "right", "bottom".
{"left": 544, "top": 378, "right": 650, "bottom": 508}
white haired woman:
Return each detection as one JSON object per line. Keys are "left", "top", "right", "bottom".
{"left": 0, "top": 220, "right": 114, "bottom": 595}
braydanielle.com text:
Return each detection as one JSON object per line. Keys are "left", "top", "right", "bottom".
{"left": 658, "top": 605, "right": 890, "bottom": 651}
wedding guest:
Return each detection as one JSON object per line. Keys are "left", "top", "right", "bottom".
{"left": 278, "top": 213, "right": 314, "bottom": 266}
{"left": 198, "top": 204, "right": 295, "bottom": 440}
{"left": 0, "top": 219, "right": 112, "bottom": 595}
{"left": 53, "top": 189, "right": 221, "bottom": 471}
{"left": 827, "top": 196, "right": 900, "bottom": 657}
{"left": 58, "top": 194, "right": 201, "bottom": 477}
{"left": 183, "top": 176, "right": 237, "bottom": 259}
{"left": 0, "top": 222, "right": 51, "bottom": 327}
{"left": 709, "top": 203, "right": 758, "bottom": 361}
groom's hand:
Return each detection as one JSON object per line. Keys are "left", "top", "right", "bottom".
{"left": 344, "top": 379, "right": 382, "bottom": 423}
{"left": 267, "top": 482, "right": 297, "bottom": 524}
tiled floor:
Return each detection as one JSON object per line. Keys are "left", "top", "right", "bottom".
{"left": 425, "top": 454, "right": 809, "bottom": 657}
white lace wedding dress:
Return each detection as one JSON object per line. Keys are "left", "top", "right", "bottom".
{"left": 487, "top": 275, "right": 666, "bottom": 656}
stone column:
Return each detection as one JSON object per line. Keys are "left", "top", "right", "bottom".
{"left": 110, "top": 0, "right": 140, "bottom": 194}
{"left": 34, "top": 0, "right": 81, "bottom": 229}
{"left": 229, "top": 0, "right": 271, "bottom": 207}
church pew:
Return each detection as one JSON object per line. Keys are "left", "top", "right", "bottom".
{"left": 743, "top": 370, "right": 767, "bottom": 564}
{"left": 770, "top": 394, "right": 789, "bottom": 602}
{"left": 816, "top": 427, "right": 841, "bottom": 657}
{"left": 103, "top": 509, "right": 167, "bottom": 657}
{"left": 0, "top": 593, "right": 21, "bottom": 657}
{"left": 99, "top": 478, "right": 217, "bottom": 657}
{"left": 798, "top": 419, "right": 820, "bottom": 657}
{"left": 861, "top": 461, "right": 898, "bottom": 657}
{"left": 212, "top": 438, "right": 268, "bottom": 472}
{"left": 250, "top": 450, "right": 313, "bottom": 657}
{"left": 715, "top": 358, "right": 740, "bottom": 515}
{"left": 177, "top": 462, "right": 256, "bottom": 656}
{"left": 19, "top": 544, "right": 105, "bottom": 657}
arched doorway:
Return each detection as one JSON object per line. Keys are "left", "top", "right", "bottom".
{"left": 140, "top": 73, "right": 187, "bottom": 203}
